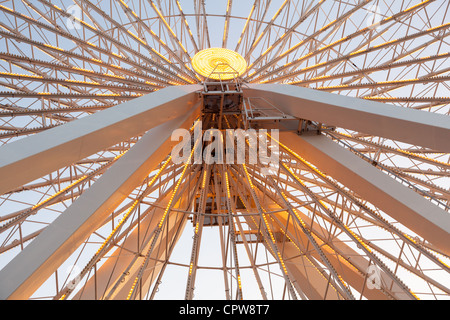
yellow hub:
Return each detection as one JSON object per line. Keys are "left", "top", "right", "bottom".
{"left": 192, "top": 48, "right": 247, "bottom": 80}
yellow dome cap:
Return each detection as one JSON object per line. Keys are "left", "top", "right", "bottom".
{"left": 192, "top": 48, "right": 247, "bottom": 80}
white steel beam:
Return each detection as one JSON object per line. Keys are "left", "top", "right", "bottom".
{"left": 0, "top": 105, "right": 200, "bottom": 300}
{"left": 279, "top": 132, "right": 450, "bottom": 257}
{"left": 75, "top": 195, "right": 188, "bottom": 300}
{"left": 266, "top": 198, "right": 409, "bottom": 300}
{"left": 251, "top": 184, "right": 408, "bottom": 299}
{"left": 75, "top": 168, "right": 199, "bottom": 300}
{"left": 244, "top": 84, "right": 450, "bottom": 152}
{"left": 249, "top": 189, "right": 351, "bottom": 300}
{"left": 0, "top": 85, "right": 201, "bottom": 195}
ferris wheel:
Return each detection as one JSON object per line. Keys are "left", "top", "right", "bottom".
{"left": 0, "top": 0, "right": 449, "bottom": 300}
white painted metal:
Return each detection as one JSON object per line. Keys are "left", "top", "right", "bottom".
{"left": 0, "top": 0, "right": 449, "bottom": 301}
{"left": 245, "top": 84, "right": 450, "bottom": 152}
{"left": 0, "top": 105, "right": 200, "bottom": 300}
{"left": 0, "top": 85, "right": 201, "bottom": 195}
{"left": 279, "top": 132, "right": 450, "bottom": 256}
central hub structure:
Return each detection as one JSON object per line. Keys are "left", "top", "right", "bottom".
{"left": 191, "top": 48, "right": 246, "bottom": 130}
{"left": 192, "top": 48, "right": 298, "bottom": 132}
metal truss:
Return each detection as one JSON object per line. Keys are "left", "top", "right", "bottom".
{"left": 0, "top": 0, "right": 449, "bottom": 300}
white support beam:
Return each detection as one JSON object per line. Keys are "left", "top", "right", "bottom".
{"left": 279, "top": 132, "right": 450, "bottom": 257}
{"left": 264, "top": 197, "right": 408, "bottom": 300}
{"left": 244, "top": 84, "right": 450, "bottom": 152}
{"left": 0, "top": 105, "right": 200, "bottom": 300}
{"left": 75, "top": 194, "right": 188, "bottom": 300}
{"left": 0, "top": 85, "right": 201, "bottom": 195}
{"left": 75, "top": 173, "right": 197, "bottom": 300}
